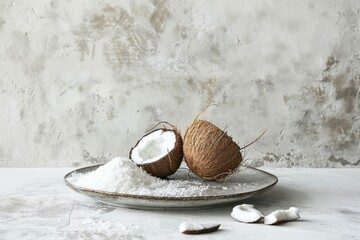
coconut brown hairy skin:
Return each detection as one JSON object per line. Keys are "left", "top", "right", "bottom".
{"left": 129, "top": 128, "right": 183, "bottom": 178}
{"left": 183, "top": 120, "right": 242, "bottom": 181}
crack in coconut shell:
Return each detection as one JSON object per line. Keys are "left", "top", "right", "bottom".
{"left": 129, "top": 126, "right": 183, "bottom": 178}
{"left": 183, "top": 120, "right": 242, "bottom": 181}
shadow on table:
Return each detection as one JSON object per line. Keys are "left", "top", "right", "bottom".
{"left": 250, "top": 184, "right": 308, "bottom": 208}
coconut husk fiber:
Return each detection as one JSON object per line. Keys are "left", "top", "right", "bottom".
{"left": 183, "top": 119, "right": 242, "bottom": 181}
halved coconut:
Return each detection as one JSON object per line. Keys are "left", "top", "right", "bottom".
{"left": 183, "top": 119, "right": 242, "bottom": 181}
{"left": 129, "top": 127, "right": 183, "bottom": 178}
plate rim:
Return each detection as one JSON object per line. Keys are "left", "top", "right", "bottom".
{"left": 64, "top": 164, "right": 278, "bottom": 201}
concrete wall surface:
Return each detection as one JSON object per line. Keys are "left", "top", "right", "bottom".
{"left": 0, "top": 0, "right": 359, "bottom": 167}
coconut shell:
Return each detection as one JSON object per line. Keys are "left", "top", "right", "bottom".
{"left": 129, "top": 128, "right": 183, "bottom": 178}
{"left": 183, "top": 119, "right": 242, "bottom": 181}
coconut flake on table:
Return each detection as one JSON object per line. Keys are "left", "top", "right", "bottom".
{"left": 264, "top": 207, "right": 300, "bottom": 225}
{"left": 231, "top": 204, "right": 264, "bottom": 223}
{"left": 179, "top": 222, "right": 221, "bottom": 234}
{"left": 69, "top": 157, "right": 210, "bottom": 197}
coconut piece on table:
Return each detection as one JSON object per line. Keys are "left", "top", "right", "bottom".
{"left": 183, "top": 119, "right": 242, "bottom": 181}
{"left": 179, "top": 222, "right": 221, "bottom": 234}
{"left": 231, "top": 204, "right": 264, "bottom": 223}
{"left": 130, "top": 127, "right": 183, "bottom": 178}
{"left": 264, "top": 207, "right": 300, "bottom": 225}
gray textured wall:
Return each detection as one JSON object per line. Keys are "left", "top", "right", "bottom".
{"left": 0, "top": 0, "right": 359, "bottom": 167}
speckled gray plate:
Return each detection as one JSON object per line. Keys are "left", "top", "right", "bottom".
{"left": 64, "top": 165, "right": 277, "bottom": 210}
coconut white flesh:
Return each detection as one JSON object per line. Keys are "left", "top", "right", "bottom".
{"left": 131, "top": 130, "right": 176, "bottom": 164}
{"left": 264, "top": 207, "right": 300, "bottom": 225}
{"left": 231, "top": 204, "right": 264, "bottom": 223}
{"left": 179, "top": 222, "right": 220, "bottom": 233}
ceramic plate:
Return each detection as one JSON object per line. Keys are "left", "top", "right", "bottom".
{"left": 64, "top": 165, "right": 277, "bottom": 210}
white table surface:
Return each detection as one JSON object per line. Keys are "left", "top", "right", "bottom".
{"left": 0, "top": 168, "right": 359, "bottom": 240}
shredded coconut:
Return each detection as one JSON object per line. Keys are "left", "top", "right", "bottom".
{"left": 68, "top": 157, "right": 264, "bottom": 197}
{"left": 69, "top": 157, "right": 210, "bottom": 197}
{"left": 81, "top": 217, "right": 138, "bottom": 233}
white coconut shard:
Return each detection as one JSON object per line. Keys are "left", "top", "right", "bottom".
{"left": 131, "top": 130, "right": 176, "bottom": 164}
{"left": 264, "top": 207, "right": 300, "bottom": 225}
{"left": 231, "top": 204, "right": 265, "bottom": 223}
{"left": 179, "top": 222, "right": 220, "bottom": 234}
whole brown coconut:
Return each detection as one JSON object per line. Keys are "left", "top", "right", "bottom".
{"left": 129, "top": 127, "right": 183, "bottom": 178}
{"left": 183, "top": 119, "right": 242, "bottom": 181}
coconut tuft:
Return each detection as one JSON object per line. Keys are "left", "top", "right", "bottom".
{"left": 183, "top": 119, "right": 243, "bottom": 181}
{"left": 129, "top": 123, "right": 183, "bottom": 178}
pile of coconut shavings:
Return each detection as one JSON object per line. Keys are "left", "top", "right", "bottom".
{"left": 69, "top": 157, "right": 209, "bottom": 197}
